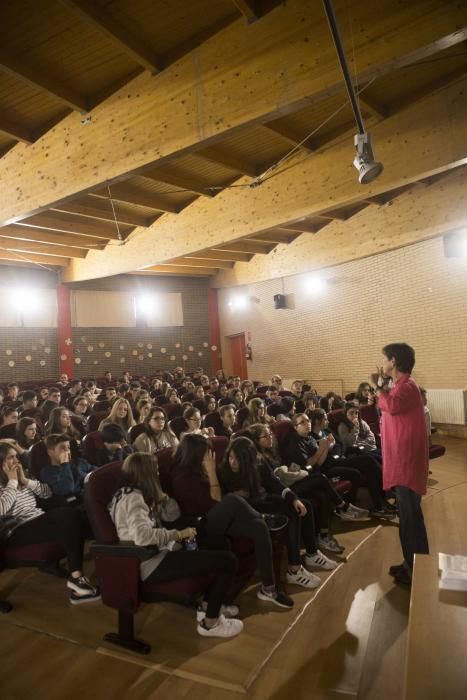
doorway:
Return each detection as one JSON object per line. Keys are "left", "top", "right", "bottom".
{"left": 228, "top": 333, "right": 248, "bottom": 379}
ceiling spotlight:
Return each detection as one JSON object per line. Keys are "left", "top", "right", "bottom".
{"left": 305, "top": 275, "right": 327, "bottom": 295}
{"left": 353, "top": 132, "right": 383, "bottom": 185}
{"left": 228, "top": 295, "right": 248, "bottom": 310}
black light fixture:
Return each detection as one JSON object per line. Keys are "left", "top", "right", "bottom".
{"left": 322, "top": 0, "right": 383, "bottom": 184}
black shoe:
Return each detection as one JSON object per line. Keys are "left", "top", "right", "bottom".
{"left": 389, "top": 562, "right": 406, "bottom": 576}
{"left": 261, "top": 513, "right": 288, "bottom": 532}
{"left": 392, "top": 568, "right": 412, "bottom": 586}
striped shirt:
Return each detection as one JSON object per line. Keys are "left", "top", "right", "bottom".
{"left": 0, "top": 479, "right": 52, "bottom": 524}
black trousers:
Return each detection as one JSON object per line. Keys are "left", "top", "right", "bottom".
{"left": 394, "top": 485, "right": 429, "bottom": 572}
{"left": 204, "top": 494, "right": 275, "bottom": 587}
{"left": 7, "top": 507, "right": 85, "bottom": 572}
{"left": 335, "top": 454, "right": 385, "bottom": 510}
{"left": 291, "top": 473, "right": 343, "bottom": 530}
{"left": 146, "top": 549, "right": 237, "bottom": 619}
{"left": 250, "top": 495, "right": 317, "bottom": 566}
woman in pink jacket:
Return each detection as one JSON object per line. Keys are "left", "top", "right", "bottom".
{"left": 375, "top": 343, "right": 429, "bottom": 586}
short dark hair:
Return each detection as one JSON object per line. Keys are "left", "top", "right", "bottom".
{"left": 101, "top": 423, "right": 126, "bottom": 443}
{"left": 382, "top": 343, "right": 416, "bottom": 373}
{"left": 22, "top": 390, "right": 37, "bottom": 403}
{"left": 45, "top": 433, "right": 70, "bottom": 449}
{"left": 219, "top": 403, "right": 235, "bottom": 417}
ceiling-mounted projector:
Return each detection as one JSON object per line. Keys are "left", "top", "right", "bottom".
{"left": 353, "top": 132, "right": 383, "bottom": 184}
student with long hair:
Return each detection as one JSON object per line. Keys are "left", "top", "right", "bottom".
{"left": 219, "top": 436, "right": 338, "bottom": 588}
{"left": 133, "top": 407, "right": 179, "bottom": 453}
{"left": 171, "top": 434, "right": 294, "bottom": 609}
{"left": 98, "top": 398, "right": 136, "bottom": 437}
{"left": 221, "top": 388, "right": 245, "bottom": 410}
{"left": 355, "top": 382, "right": 376, "bottom": 405}
{"left": 47, "top": 407, "right": 82, "bottom": 442}
{"left": 336, "top": 403, "right": 380, "bottom": 457}
{"left": 135, "top": 399, "right": 152, "bottom": 424}
{"left": 109, "top": 452, "right": 243, "bottom": 638}
{"left": 16, "top": 417, "right": 39, "bottom": 450}
{"left": 242, "top": 398, "right": 269, "bottom": 428}
{"left": 180, "top": 407, "right": 214, "bottom": 440}
{"left": 0, "top": 443, "right": 99, "bottom": 604}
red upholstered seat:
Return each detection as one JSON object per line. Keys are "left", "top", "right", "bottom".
{"left": 29, "top": 440, "right": 50, "bottom": 479}
{"left": 128, "top": 423, "right": 145, "bottom": 444}
{"left": 234, "top": 406, "right": 249, "bottom": 431}
{"left": 82, "top": 431, "right": 105, "bottom": 465}
{"left": 359, "top": 404, "right": 381, "bottom": 436}
{"left": 161, "top": 403, "right": 183, "bottom": 419}
{"left": 87, "top": 410, "right": 110, "bottom": 433}
{"left": 327, "top": 409, "right": 345, "bottom": 434}
{"left": 203, "top": 411, "right": 223, "bottom": 433}
{"left": 271, "top": 420, "right": 294, "bottom": 447}
{"left": 169, "top": 416, "right": 188, "bottom": 440}
{"left": 255, "top": 385, "right": 269, "bottom": 394}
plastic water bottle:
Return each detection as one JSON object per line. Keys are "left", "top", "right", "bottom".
{"left": 184, "top": 537, "right": 198, "bottom": 551}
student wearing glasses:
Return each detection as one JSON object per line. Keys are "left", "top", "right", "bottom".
{"left": 180, "top": 407, "right": 215, "bottom": 441}
{"left": 242, "top": 398, "right": 270, "bottom": 428}
{"left": 133, "top": 407, "right": 179, "bottom": 454}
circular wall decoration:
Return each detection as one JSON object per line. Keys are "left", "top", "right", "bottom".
{"left": 203, "top": 342, "right": 209, "bottom": 348}
{"left": 60, "top": 354, "right": 67, "bottom": 361}
{"left": 161, "top": 348, "right": 167, "bottom": 354}
{"left": 87, "top": 345, "right": 94, "bottom": 352}
{"left": 31, "top": 345, "right": 37, "bottom": 351}
{"left": 80, "top": 336, "right": 87, "bottom": 342}
{"left": 120, "top": 357, "right": 125, "bottom": 363}
{"left": 44, "top": 347, "right": 51, "bottom": 354}
{"left": 182, "top": 354, "right": 188, "bottom": 361}
{"left": 188, "top": 345, "right": 194, "bottom": 352}
{"left": 147, "top": 343, "right": 152, "bottom": 349}
{"left": 170, "top": 355, "right": 176, "bottom": 361}
{"left": 175, "top": 343, "right": 181, "bottom": 348}
{"left": 211, "top": 345, "right": 217, "bottom": 351}
{"left": 40, "top": 360, "right": 46, "bottom": 366}
{"left": 132, "top": 350, "right": 138, "bottom": 356}
{"left": 8, "top": 360, "right": 15, "bottom": 367}
{"left": 137, "top": 342, "right": 144, "bottom": 348}
{"left": 104, "top": 351, "right": 111, "bottom": 358}
{"left": 98, "top": 342, "right": 105, "bottom": 348}
{"left": 138, "top": 354, "right": 144, "bottom": 361}
{"left": 93, "top": 360, "right": 99, "bottom": 365}
{"left": 119, "top": 345, "right": 125, "bottom": 350}
{"left": 75, "top": 357, "right": 81, "bottom": 365}
{"left": 147, "top": 353, "right": 153, "bottom": 358}
{"left": 65, "top": 338, "right": 72, "bottom": 346}
{"left": 25, "top": 355, "right": 32, "bottom": 362}
{"left": 5, "top": 349, "right": 12, "bottom": 355}
{"left": 198, "top": 352, "right": 203, "bottom": 357}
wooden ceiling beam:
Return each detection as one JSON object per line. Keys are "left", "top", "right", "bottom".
{"left": 214, "top": 241, "right": 274, "bottom": 255}
{"left": 231, "top": 0, "right": 263, "bottom": 23}
{"left": 139, "top": 265, "right": 216, "bottom": 276}
{"left": 185, "top": 250, "right": 252, "bottom": 263}
{"left": 52, "top": 199, "right": 150, "bottom": 227}
{"left": 0, "top": 249, "right": 69, "bottom": 266}
{"left": 249, "top": 230, "right": 299, "bottom": 244}
{"left": 197, "top": 146, "right": 258, "bottom": 178}
{"left": 59, "top": 0, "right": 160, "bottom": 73}
{"left": 167, "top": 257, "right": 233, "bottom": 269}
{"left": 261, "top": 123, "right": 313, "bottom": 152}
{"left": 359, "top": 92, "right": 388, "bottom": 119}
{"left": 2, "top": 3, "right": 467, "bottom": 223}
{"left": 63, "top": 79, "right": 467, "bottom": 282}
{"left": 0, "top": 113, "right": 34, "bottom": 144}
{"left": 0, "top": 225, "right": 106, "bottom": 250}
{"left": 142, "top": 171, "right": 214, "bottom": 198}
{"left": 278, "top": 221, "right": 321, "bottom": 234}
{"left": 1, "top": 240, "right": 87, "bottom": 258}
{"left": 0, "top": 50, "right": 87, "bottom": 113}
{"left": 92, "top": 185, "right": 180, "bottom": 214}
{"left": 22, "top": 213, "right": 126, "bottom": 240}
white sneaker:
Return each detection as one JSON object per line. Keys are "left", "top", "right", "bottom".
{"left": 196, "top": 603, "right": 240, "bottom": 621}
{"left": 347, "top": 503, "right": 370, "bottom": 517}
{"left": 197, "top": 614, "right": 244, "bottom": 638}
{"left": 335, "top": 505, "right": 370, "bottom": 522}
{"left": 286, "top": 565, "right": 321, "bottom": 589}
{"left": 305, "top": 550, "right": 339, "bottom": 571}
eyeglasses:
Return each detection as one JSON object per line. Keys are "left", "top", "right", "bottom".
{"left": 296, "top": 419, "right": 311, "bottom": 426}
{"left": 189, "top": 417, "right": 201, "bottom": 422}
{"left": 151, "top": 416, "right": 166, "bottom": 421}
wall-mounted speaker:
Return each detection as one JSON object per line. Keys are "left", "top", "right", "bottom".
{"left": 273, "top": 293, "right": 287, "bottom": 309}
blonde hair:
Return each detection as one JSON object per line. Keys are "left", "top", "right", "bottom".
{"left": 104, "top": 398, "right": 136, "bottom": 429}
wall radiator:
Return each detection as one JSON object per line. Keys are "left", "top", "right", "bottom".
{"left": 427, "top": 389, "right": 467, "bottom": 425}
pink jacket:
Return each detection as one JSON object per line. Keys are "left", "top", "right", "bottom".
{"left": 378, "top": 374, "right": 429, "bottom": 495}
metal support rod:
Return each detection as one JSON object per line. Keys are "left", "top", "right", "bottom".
{"left": 322, "top": 0, "right": 366, "bottom": 135}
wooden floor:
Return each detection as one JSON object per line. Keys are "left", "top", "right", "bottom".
{"left": 1, "top": 436, "right": 466, "bottom": 700}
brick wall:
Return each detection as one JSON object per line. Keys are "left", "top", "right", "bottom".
{"left": 218, "top": 237, "right": 467, "bottom": 393}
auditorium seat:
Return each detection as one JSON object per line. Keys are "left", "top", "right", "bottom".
{"left": 234, "top": 406, "right": 249, "bottom": 431}
{"left": 359, "top": 403, "right": 381, "bottom": 436}
{"left": 161, "top": 403, "right": 183, "bottom": 419}
{"left": 271, "top": 419, "right": 294, "bottom": 446}
{"left": 203, "top": 411, "right": 222, "bottom": 433}
{"left": 82, "top": 431, "right": 105, "bottom": 465}
{"left": 29, "top": 440, "right": 51, "bottom": 479}
{"left": 0, "top": 424, "right": 17, "bottom": 439}
{"left": 169, "top": 416, "right": 188, "bottom": 440}
{"left": 87, "top": 410, "right": 110, "bottom": 433}
{"left": 128, "top": 423, "right": 145, "bottom": 444}
{"left": 86, "top": 461, "right": 256, "bottom": 654}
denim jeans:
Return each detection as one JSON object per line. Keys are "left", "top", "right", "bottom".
{"left": 394, "top": 485, "right": 429, "bottom": 572}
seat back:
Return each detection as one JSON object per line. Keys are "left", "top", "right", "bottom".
{"left": 255, "top": 385, "right": 269, "bottom": 394}
{"left": 85, "top": 461, "right": 123, "bottom": 544}
{"left": 359, "top": 403, "right": 381, "bottom": 436}
{"left": 82, "top": 430, "right": 105, "bottom": 465}
{"left": 29, "top": 440, "right": 50, "bottom": 479}
{"left": 161, "top": 403, "right": 183, "bottom": 419}
{"left": 266, "top": 403, "right": 282, "bottom": 419}
{"left": 203, "top": 411, "right": 222, "bottom": 432}
{"left": 169, "top": 416, "right": 188, "bottom": 439}
{"left": 210, "top": 436, "right": 229, "bottom": 465}
{"left": 271, "top": 420, "right": 294, "bottom": 447}
{"left": 327, "top": 409, "right": 345, "bottom": 435}
{"left": 155, "top": 447, "right": 174, "bottom": 494}
{"left": 128, "top": 423, "right": 145, "bottom": 444}
{"left": 87, "top": 410, "right": 110, "bottom": 433}
{"left": 0, "top": 424, "right": 17, "bottom": 439}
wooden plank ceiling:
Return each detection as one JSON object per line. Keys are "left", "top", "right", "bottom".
{"left": 0, "top": 0, "right": 466, "bottom": 275}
